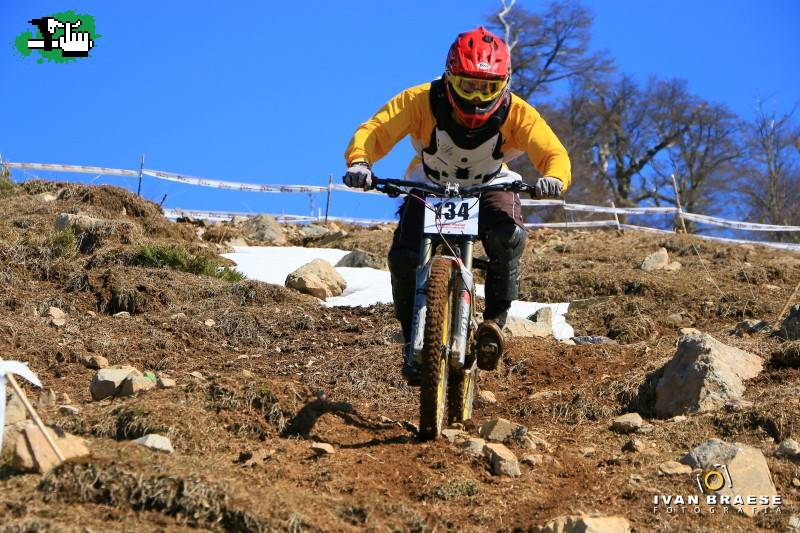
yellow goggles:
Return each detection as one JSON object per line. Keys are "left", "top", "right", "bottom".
{"left": 448, "top": 73, "right": 507, "bottom": 103}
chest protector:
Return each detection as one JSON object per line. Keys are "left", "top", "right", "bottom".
{"left": 421, "top": 78, "right": 510, "bottom": 186}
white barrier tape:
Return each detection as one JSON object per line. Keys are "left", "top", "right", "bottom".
{"left": 563, "top": 203, "right": 678, "bottom": 215}
{"left": 520, "top": 199, "right": 566, "bottom": 207}
{"left": 143, "top": 170, "right": 329, "bottom": 193}
{"left": 681, "top": 212, "right": 800, "bottom": 232}
{"left": 7, "top": 161, "right": 800, "bottom": 233}
{"left": 693, "top": 233, "right": 800, "bottom": 251}
{"left": 6, "top": 162, "right": 138, "bottom": 177}
{"left": 163, "top": 209, "right": 392, "bottom": 226}
{"left": 619, "top": 224, "right": 676, "bottom": 235}
{"left": 524, "top": 220, "right": 619, "bottom": 229}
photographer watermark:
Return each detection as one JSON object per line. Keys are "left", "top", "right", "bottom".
{"left": 14, "top": 10, "right": 98, "bottom": 64}
{"left": 653, "top": 462, "right": 783, "bottom": 515}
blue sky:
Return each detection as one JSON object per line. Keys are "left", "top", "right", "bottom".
{"left": 1, "top": 0, "right": 798, "bottom": 222}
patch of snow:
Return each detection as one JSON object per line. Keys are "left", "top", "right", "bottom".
{"left": 224, "top": 246, "right": 574, "bottom": 339}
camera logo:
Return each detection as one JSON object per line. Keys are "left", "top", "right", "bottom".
{"left": 695, "top": 464, "right": 733, "bottom": 493}
{"left": 14, "top": 10, "right": 98, "bottom": 64}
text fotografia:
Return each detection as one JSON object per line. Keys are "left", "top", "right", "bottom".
{"left": 653, "top": 494, "right": 783, "bottom": 514}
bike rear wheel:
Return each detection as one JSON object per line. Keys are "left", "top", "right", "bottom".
{"left": 418, "top": 257, "right": 453, "bottom": 441}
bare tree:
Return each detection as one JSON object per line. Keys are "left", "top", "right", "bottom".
{"left": 490, "top": 0, "right": 613, "bottom": 101}
{"left": 649, "top": 92, "right": 741, "bottom": 224}
{"left": 737, "top": 104, "right": 800, "bottom": 241}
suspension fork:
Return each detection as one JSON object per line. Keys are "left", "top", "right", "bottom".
{"left": 450, "top": 238, "right": 474, "bottom": 367}
{"left": 408, "top": 236, "right": 434, "bottom": 361}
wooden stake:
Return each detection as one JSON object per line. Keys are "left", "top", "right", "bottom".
{"left": 1, "top": 359, "right": 65, "bottom": 463}
{"left": 670, "top": 174, "right": 688, "bottom": 233}
{"left": 610, "top": 200, "right": 622, "bottom": 234}
{"left": 776, "top": 279, "right": 800, "bottom": 325}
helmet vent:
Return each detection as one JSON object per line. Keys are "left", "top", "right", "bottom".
{"left": 483, "top": 35, "right": 493, "bottom": 43}
{"left": 468, "top": 38, "right": 474, "bottom": 48}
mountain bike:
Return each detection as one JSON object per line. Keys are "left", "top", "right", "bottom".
{"left": 373, "top": 177, "right": 539, "bottom": 440}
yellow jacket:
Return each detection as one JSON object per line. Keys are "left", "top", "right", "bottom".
{"left": 345, "top": 82, "right": 571, "bottom": 190}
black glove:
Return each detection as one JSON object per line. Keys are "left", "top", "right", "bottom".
{"left": 533, "top": 176, "right": 563, "bottom": 198}
{"left": 343, "top": 162, "right": 373, "bottom": 190}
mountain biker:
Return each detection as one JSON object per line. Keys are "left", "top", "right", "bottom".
{"left": 343, "top": 27, "right": 571, "bottom": 385}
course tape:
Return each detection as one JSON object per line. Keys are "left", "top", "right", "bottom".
{"left": 6, "top": 161, "right": 800, "bottom": 233}
{"left": 6, "top": 162, "right": 138, "bottom": 177}
{"left": 523, "top": 220, "right": 619, "bottom": 229}
{"left": 681, "top": 211, "right": 800, "bottom": 232}
{"left": 163, "top": 209, "right": 391, "bottom": 226}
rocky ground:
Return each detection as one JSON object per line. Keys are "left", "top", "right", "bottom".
{"left": 0, "top": 178, "right": 799, "bottom": 532}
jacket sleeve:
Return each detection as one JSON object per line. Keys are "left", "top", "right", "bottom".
{"left": 344, "top": 84, "right": 428, "bottom": 166}
{"left": 505, "top": 95, "right": 572, "bottom": 191}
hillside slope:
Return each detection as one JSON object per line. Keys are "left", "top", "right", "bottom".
{"left": 0, "top": 181, "right": 798, "bottom": 532}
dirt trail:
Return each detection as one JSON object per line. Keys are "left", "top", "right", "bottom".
{"left": 0, "top": 181, "right": 797, "bottom": 531}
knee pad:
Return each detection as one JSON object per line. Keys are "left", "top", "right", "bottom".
{"left": 482, "top": 223, "right": 527, "bottom": 302}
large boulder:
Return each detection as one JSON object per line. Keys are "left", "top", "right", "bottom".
{"left": 778, "top": 304, "right": 800, "bottom": 340}
{"left": 655, "top": 333, "right": 762, "bottom": 418}
{"left": 681, "top": 439, "right": 779, "bottom": 517}
{"left": 242, "top": 215, "right": 286, "bottom": 245}
{"left": 532, "top": 513, "right": 631, "bottom": 533}
{"left": 335, "top": 249, "right": 387, "bottom": 270}
{"left": 285, "top": 259, "right": 346, "bottom": 299}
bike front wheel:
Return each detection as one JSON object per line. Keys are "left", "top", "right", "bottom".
{"left": 418, "top": 257, "right": 453, "bottom": 441}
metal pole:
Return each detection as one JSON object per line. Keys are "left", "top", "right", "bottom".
{"left": 136, "top": 154, "right": 145, "bottom": 197}
{"left": 670, "top": 174, "right": 688, "bottom": 233}
{"left": 1, "top": 359, "right": 65, "bottom": 463}
{"left": 324, "top": 174, "right": 332, "bottom": 224}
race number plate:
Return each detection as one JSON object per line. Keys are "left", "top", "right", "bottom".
{"left": 423, "top": 196, "right": 479, "bottom": 235}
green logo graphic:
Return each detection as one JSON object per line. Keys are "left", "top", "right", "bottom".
{"left": 14, "top": 10, "right": 99, "bottom": 64}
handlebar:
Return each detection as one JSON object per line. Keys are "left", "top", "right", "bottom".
{"left": 371, "top": 177, "right": 542, "bottom": 199}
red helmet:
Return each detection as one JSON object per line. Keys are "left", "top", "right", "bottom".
{"left": 445, "top": 27, "right": 511, "bottom": 128}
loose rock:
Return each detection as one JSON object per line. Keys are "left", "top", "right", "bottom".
{"left": 777, "top": 438, "right": 800, "bottom": 458}
{"left": 477, "top": 390, "right": 497, "bottom": 405}
{"left": 641, "top": 248, "right": 669, "bottom": 272}
{"left": 610, "top": 413, "right": 643, "bottom": 434}
{"left": 242, "top": 215, "right": 286, "bottom": 245}
{"left": 37, "top": 388, "right": 57, "bottom": 409}
{"left": 503, "top": 316, "right": 550, "bottom": 338}
{"left": 5, "top": 392, "right": 27, "bottom": 425}
{"left": 311, "top": 442, "right": 335, "bottom": 455}
{"left": 90, "top": 366, "right": 141, "bottom": 400}
{"left": 134, "top": 434, "right": 174, "bottom": 453}
{"left": 157, "top": 376, "right": 177, "bottom": 389}
{"left": 483, "top": 442, "right": 521, "bottom": 477}
{"left": 460, "top": 438, "right": 486, "bottom": 457}
{"left": 82, "top": 355, "right": 109, "bottom": 370}
{"left": 44, "top": 306, "right": 67, "bottom": 327}
{"left": 113, "top": 311, "right": 130, "bottom": 319}
{"left": 118, "top": 374, "right": 156, "bottom": 397}
{"left": 735, "top": 319, "right": 770, "bottom": 337}
{"left": 658, "top": 460, "right": 692, "bottom": 476}
{"left": 532, "top": 513, "right": 631, "bottom": 533}
{"left": 10, "top": 423, "right": 89, "bottom": 473}
{"left": 58, "top": 405, "right": 81, "bottom": 416}
{"left": 623, "top": 439, "right": 645, "bottom": 453}
{"left": 285, "top": 259, "right": 347, "bottom": 299}
{"left": 655, "top": 333, "right": 762, "bottom": 417}
{"left": 335, "top": 249, "right": 387, "bottom": 270}
{"left": 479, "top": 418, "right": 524, "bottom": 442}
{"left": 778, "top": 304, "right": 800, "bottom": 340}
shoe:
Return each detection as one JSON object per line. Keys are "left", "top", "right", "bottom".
{"left": 401, "top": 360, "right": 422, "bottom": 387}
{"left": 401, "top": 343, "right": 422, "bottom": 387}
{"left": 475, "top": 320, "right": 505, "bottom": 371}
